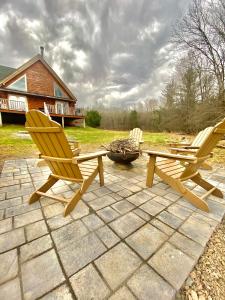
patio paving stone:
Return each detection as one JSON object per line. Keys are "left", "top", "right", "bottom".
{"left": 133, "top": 208, "right": 151, "bottom": 221}
{"left": 108, "top": 286, "right": 136, "bottom": 300}
{"left": 14, "top": 208, "right": 43, "bottom": 228}
{"left": 157, "top": 210, "right": 183, "bottom": 229}
{"left": 0, "top": 278, "right": 21, "bottom": 300}
{"left": 97, "top": 206, "right": 120, "bottom": 223}
{"left": 0, "top": 218, "right": 12, "bottom": 234}
{"left": 95, "top": 242, "right": 141, "bottom": 290}
{"left": 40, "top": 284, "right": 73, "bottom": 300}
{"left": 0, "top": 228, "right": 25, "bottom": 253}
{"left": 139, "top": 199, "right": 165, "bottom": 216}
{"left": 128, "top": 264, "right": 175, "bottom": 300}
{"left": 167, "top": 203, "right": 192, "bottom": 220}
{"left": 125, "top": 224, "right": 167, "bottom": 259}
{"left": 126, "top": 191, "right": 152, "bottom": 206}
{"left": 109, "top": 212, "right": 145, "bottom": 238}
{"left": 148, "top": 242, "right": 195, "bottom": 290}
{"left": 0, "top": 197, "right": 22, "bottom": 210}
{"left": 52, "top": 220, "right": 88, "bottom": 250}
{"left": 111, "top": 199, "right": 135, "bottom": 214}
{"left": 70, "top": 264, "right": 110, "bottom": 300}
{"left": 43, "top": 203, "right": 65, "bottom": 219}
{"left": 20, "top": 234, "right": 53, "bottom": 262}
{"left": 169, "top": 232, "right": 204, "bottom": 260}
{"left": 82, "top": 214, "right": 104, "bottom": 231}
{"left": 96, "top": 225, "right": 120, "bottom": 248}
{"left": 26, "top": 220, "right": 48, "bottom": 241}
{"left": 89, "top": 195, "right": 116, "bottom": 210}
{"left": 22, "top": 249, "right": 65, "bottom": 300}
{"left": 59, "top": 232, "right": 107, "bottom": 276}
{"left": 150, "top": 219, "right": 175, "bottom": 236}
{"left": 179, "top": 215, "right": 215, "bottom": 246}
{"left": 0, "top": 249, "right": 18, "bottom": 285}
{"left": 5, "top": 201, "right": 40, "bottom": 218}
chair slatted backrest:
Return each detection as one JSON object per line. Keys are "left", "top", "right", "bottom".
{"left": 129, "top": 128, "right": 143, "bottom": 145}
{"left": 26, "top": 110, "right": 83, "bottom": 179}
{"left": 180, "top": 119, "right": 225, "bottom": 179}
{"left": 191, "top": 127, "right": 213, "bottom": 147}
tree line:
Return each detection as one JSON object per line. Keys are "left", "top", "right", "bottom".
{"left": 86, "top": 0, "right": 225, "bottom": 133}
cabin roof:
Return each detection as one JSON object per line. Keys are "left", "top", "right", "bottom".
{"left": 0, "top": 55, "right": 77, "bottom": 101}
{"left": 0, "top": 65, "right": 16, "bottom": 81}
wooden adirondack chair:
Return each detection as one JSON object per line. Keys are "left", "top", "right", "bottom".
{"left": 168, "top": 127, "right": 214, "bottom": 170}
{"left": 26, "top": 110, "right": 108, "bottom": 216}
{"left": 129, "top": 128, "right": 144, "bottom": 148}
{"left": 144, "top": 119, "right": 225, "bottom": 212}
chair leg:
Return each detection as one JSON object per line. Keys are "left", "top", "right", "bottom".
{"left": 155, "top": 169, "right": 209, "bottom": 212}
{"left": 191, "top": 173, "right": 223, "bottom": 198}
{"left": 183, "top": 189, "right": 209, "bottom": 212}
{"left": 64, "top": 170, "right": 99, "bottom": 216}
{"left": 29, "top": 175, "right": 58, "bottom": 204}
{"left": 98, "top": 156, "right": 104, "bottom": 186}
{"left": 146, "top": 156, "right": 156, "bottom": 187}
{"left": 64, "top": 189, "right": 82, "bottom": 216}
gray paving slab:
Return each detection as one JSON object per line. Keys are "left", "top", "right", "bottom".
{"left": 0, "top": 249, "right": 18, "bottom": 285}
{"left": 95, "top": 242, "right": 141, "bottom": 290}
{"left": 109, "top": 212, "right": 145, "bottom": 238}
{"left": 59, "top": 232, "right": 107, "bottom": 276}
{"left": 70, "top": 264, "right": 110, "bottom": 300}
{"left": 126, "top": 224, "right": 168, "bottom": 259}
{"left": 22, "top": 249, "right": 65, "bottom": 300}
{"left": 148, "top": 242, "right": 195, "bottom": 290}
{"left": 40, "top": 284, "right": 73, "bottom": 300}
{"left": 128, "top": 264, "right": 176, "bottom": 300}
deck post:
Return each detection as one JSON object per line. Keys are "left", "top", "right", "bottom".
{"left": 83, "top": 118, "right": 86, "bottom": 128}
{"left": 62, "top": 116, "right": 64, "bottom": 128}
{"left": 0, "top": 112, "right": 2, "bottom": 127}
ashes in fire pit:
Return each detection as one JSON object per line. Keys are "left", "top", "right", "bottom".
{"left": 103, "top": 138, "right": 140, "bottom": 164}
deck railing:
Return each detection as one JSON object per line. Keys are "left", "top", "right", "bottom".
{"left": 0, "top": 98, "right": 26, "bottom": 111}
{"left": 46, "top": 104, "right": 76, "bottom": 116}
{"left": 0, "top": 98, "right": 82, "bottom": 116}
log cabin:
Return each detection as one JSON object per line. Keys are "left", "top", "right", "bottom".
{"left": 0, "top": 49, "right": 85, "bottom": 127}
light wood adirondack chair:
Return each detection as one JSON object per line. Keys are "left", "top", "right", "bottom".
{"left": 168, "top": 127, "right": 214, "bottom": 170}
{"left": 129, "top": 128, "right": 144, "bottom": 148}
{"left": 26, "top": 110, "right": 108, "bottom": 216}
{"left": 144, "top": 119, "right": 225, "bottom": 212}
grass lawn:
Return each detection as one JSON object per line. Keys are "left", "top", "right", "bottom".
{"left": 0, "top": 124, "right": 224, "bottom": 169}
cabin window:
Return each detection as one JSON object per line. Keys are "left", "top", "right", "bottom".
{"left": 8, "top": 75, "right": 27, "bottom": 91}
{"left": 54, "top": 83, "right": 64, "bottom": 97}
{"left": 8, "top": 95, "right": 28, "bottom": 111}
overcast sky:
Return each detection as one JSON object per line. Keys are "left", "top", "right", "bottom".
{"left": 0, "top": 0, "right": 191, "bottom": 107}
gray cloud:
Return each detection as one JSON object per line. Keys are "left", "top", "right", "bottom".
{"left": 0, "top": 0, "right": 191, "bottom": 107}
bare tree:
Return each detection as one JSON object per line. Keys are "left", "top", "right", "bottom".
{"left": 173, "top": 0, "right": 225, "bottom": 105}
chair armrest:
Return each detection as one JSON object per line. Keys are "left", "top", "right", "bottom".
{"left": 143, "top": 150, "right": 196, "bottom": 162}
{"left": 73, "top": 150, "right": 109, "bottom": 163}
{"left": 170, "top": 148, "right": 197, "bottom": 154}
{"left": 139, "top": 140, "right": 144, "bottom": 144}
{"left": 167, "top": 142, "right": 191, "bottom": 147}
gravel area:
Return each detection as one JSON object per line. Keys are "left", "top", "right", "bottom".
{"left": 179, "top": 217, "right": 225, "bottom": 300}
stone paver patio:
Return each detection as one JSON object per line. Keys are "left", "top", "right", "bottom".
{"left": 0, "top": 156, "right": 225, "bottom": 300}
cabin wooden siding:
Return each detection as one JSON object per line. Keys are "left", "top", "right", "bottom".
{"left": 4, "top": 61, "right": 71, "bottom": 99}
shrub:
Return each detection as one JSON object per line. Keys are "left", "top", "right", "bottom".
{"left": 86, "top": 110, "right": 101, "bottom": 127}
